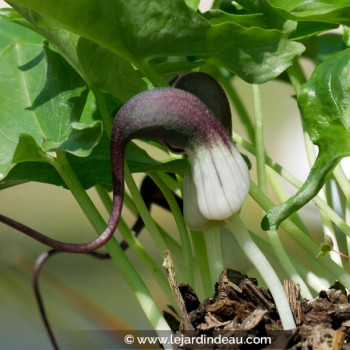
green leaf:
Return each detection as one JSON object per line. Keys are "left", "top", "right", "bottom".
{"left": 299, "top": 49, "right": 350, "bottom": 153}
{"left": 0, "top": 139, "right": 190, "bottom": 190}
{"left": 261, "top": 0, "right": 350, "bottom": 26}
{"left": 207, "top": 25, "right": 304, "bottom": 83}
{"left": 316, "top": 242, "right": 332, "bottom": 258}
{"left": 302, "top": 33, "right": 344, "bottom": 64}
{"left": 8, "top": 0, "right": 305, "bottom": 84}
{"left": 262, "top": 48, "right": 350, "bottom": 230}
{"left": 316, "top": 235, "right": 334, "bottom": 258}
{"left": 12, "top": 134, "right": 49, "bottom": 163}
{"left": 203, "top": 8, "right": 336, "bottom": 40}
{"left": 2, "top": 7, "right": 147, "bottom": 102}
{"left": 255, "top": 0, "right": 340, "bottom": 39}
{"left": 0, "top": 42, "right": 101, "bottom": 179}
{"left": 184, "top": 0, "right": 200, "bottom": 11}
{"left": 202, "top": 10, "right": 268, "bottom": 28}
{"left": 291, "top": 22, "right": 338, "bottom": 40}
{"left": 126, "top": 143, "right": 190, "bottom": 175}
{"left": 42, "top": 121, "right": 102, "bottom": 155}
{"left": 234, "top": 0, "right": 261, "bottom": 13}
{"left": 0, "top": 8, "right": 43, "bottom": 51}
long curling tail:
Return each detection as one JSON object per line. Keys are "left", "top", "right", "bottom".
{"left": 0, "top": 193, "right": 122, "bottom": 253}
{"left": 0, "top": 144, "right": 125, "bottom": 253}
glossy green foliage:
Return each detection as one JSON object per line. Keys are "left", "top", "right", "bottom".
{"left": 0, "top": 42, "right": 101, "bottom": 179}
{"left": 2, "top": 7, "right": 147, "bottom": 102}
{"left": 0, "top": 0, "right": 349, "bottom": 201}
{"left": 6, "top": 0, "right": 304, "bottom": 84}
{"left": 299, "top": 49, "right": 350, "bottom": 154}
{"left": 262, "top": 0, "right": 350, "bottom": 25}
{"left": 263, "top": 48, "right": 350, "bottom": 230}
{"left": 0, "top": 9, "right": 41, "bottom": 50}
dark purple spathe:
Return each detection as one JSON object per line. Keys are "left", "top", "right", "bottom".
{"left": 111, "top": 88, "right": 232, "bottom": 151}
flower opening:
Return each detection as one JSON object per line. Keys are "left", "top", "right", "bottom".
{"left": 184, "top": 139, "right": 250, "bottom": 230}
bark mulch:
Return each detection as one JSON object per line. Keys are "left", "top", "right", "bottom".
{"left": 168, "top": 268, "right": 350, "bottom": 349}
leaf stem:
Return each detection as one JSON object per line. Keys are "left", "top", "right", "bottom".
{"left": 149, "top": 172, "right": 195, "bottom": 287}
{"left": 190, "top": 230, "right": 213, "bottom": 297}
{"left": 286, "top": 58, "right": 306, "bottom": 94}
{"left": 333, "top": 166, "right": 350, "bottom": 257}
{"left": 124, "top": 165, "right": 168, "bottom": 252}
{"left": 319, "top": 183, "right": 343, "bottom": 266}
{"left": 204, "top": 223, "right": 224, "bottom": 289}
{"left": 266, "top": 167, "right": 309, "bottom": 234}
{"left": 252, "top": 84, "right": 267, "bottom": 194}
{"left": 266, "top": 229, "right": 312, "bottom": 299}
{"left": 251, "top": 231, "right": 330, "bottom": 293}
{"left": 265, "top": 161, "right": 325, "bottom": 277}
{"left": 124, "top": 192, "right": 139, "bottom": 216}
{"left": 249, "top": 181, "right": 350, "bottom": 291}
{"left": 333, "top": 165, "right": 350, "bottom": 198}
{"left": 92, "top": 89, "right": 113, "bottom": 137}
{"left": 117, "top": 217, "right": 175, "bottom": 304}
{"left": 135, "top": 59, "right": 168, "bottom": 87}
{"left": 343, "top": 26, "right": 350, "bottom": 48}
{"left": 226, "top": 214, "right": 296, "bottom": 330}
{"left": 52, "top": 153, "right": 106, "bottom": 233}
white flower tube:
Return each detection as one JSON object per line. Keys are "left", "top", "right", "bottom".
{"left": 185, "top": 141, "right": 250, "bottom": 230}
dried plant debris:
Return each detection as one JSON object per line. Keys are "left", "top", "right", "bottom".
{"left": 172, "top": 269, "right": 350, "bottom": 349}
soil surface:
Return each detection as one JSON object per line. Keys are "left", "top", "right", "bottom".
{"left": 169, "top": 269, "right": 350, "bottom": 349}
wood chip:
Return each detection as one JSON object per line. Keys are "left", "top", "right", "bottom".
{"left": 283, "top": 279, "right": 303, "bottom": 326}
{"left": 197, "top": 313, "right": 223, "bottom": 330}
{"left": 163, "top": 250, "right": 194, "bottom": 331}
{"left": 332, "top": 330, "right": 345, "bottom": 350}
{"left": 240, "top": 278, "right": 275, "bottom": 310}
{"left": 239, "top": 308, "right": 268, "bottom": 330}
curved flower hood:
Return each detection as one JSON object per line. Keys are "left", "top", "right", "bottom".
{"left": 112, "top": 87, "right": 250, "bottom": 230}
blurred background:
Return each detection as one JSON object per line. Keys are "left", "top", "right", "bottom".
{"left": 0, "top": 0, "right": 324, "bottom": 349}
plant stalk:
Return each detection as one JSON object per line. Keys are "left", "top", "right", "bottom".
{"left": 226, "top": 214, "right": 296, "bottom": 330}
{"left": 204, "top": 223, "right": 224, "bottom": 288}
{"left": 149, "top": 172, "right": 194, "bottom": 287}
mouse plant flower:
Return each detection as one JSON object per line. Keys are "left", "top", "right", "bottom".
{"left": 0, "top": 81, "right": 249, "bottom": 252}
{"left": 111, "top": 87, "right": 250, "bottom": 231}
{"left": 170, "top": 72, "right": 248, "bottom": 230}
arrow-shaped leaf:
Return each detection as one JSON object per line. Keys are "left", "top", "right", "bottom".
{"left": 1, "top": 7, "right": 147, "bottom": 102}
{"left": 0, "top": 42, "right": 102, "bottom": 179}
{"left": 261, "top": 0, "right": 350, "bottom": 26}
{"left": 263, "top": 48, "right": 350, "bottom": 230}
{"left": 7, "top": 0, "right": 305, "bottom": 84}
